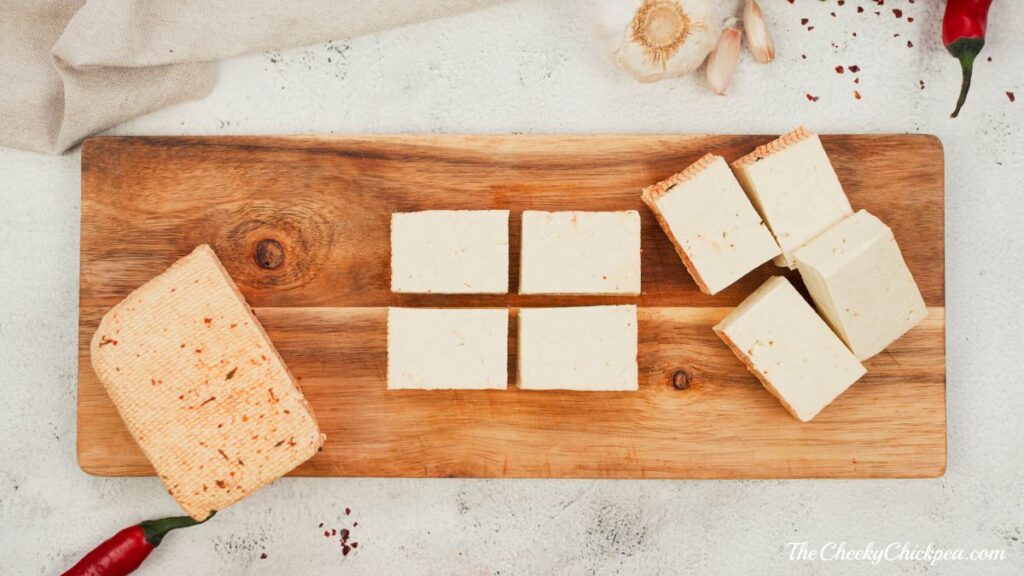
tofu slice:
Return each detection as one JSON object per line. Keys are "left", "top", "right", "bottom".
{"left": 391, "top": 210, "right": 509, "bottom": 294}
{"left": 388, "top": 308, "right": 508, "bottom": 390}
{"left": 642, "top": 154, "right": 781, "bottom": 295}
{"left": 519, "top": 211, "right": 641, "bottom": 295}
{"left": 518, "top": 305, "right": 638, "bottom": 391}
{"left": 714, "top": 276, "right": 866, "bottom": 422}
{"left": 731, "top": 127, "right": 853, "bottom": 269}
{"left": 90, "top": 245, "right": 324, "bottom": 520}
{"left": 794, "top": 210, "right": 927, "bottom": 360}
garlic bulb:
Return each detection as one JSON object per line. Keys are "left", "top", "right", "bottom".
{"left": 742, "top": 0, "right": 774, "bottom": 64}
{"left": 706, "top": 19, "right": 742, "bottom": 95}
{"left": 590, "top": 0, "right": 720, "bottom": 83}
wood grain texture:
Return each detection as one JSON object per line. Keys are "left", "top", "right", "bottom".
{"left": 79, "top": 134, "right": 946, "bottom": 478}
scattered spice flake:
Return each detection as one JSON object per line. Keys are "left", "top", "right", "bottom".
{"left": 260, "top": 553, "right": 268, "bottom": 560}
{"left": 332, "top": 529, "right": 338, "bottom": 536}
{"left": 835, "top": 66, "right": 845, "bottom": 74}
{"left": 801, "top": 54, "right": 807, "bottom": 60}
{"left": 907, "top": 40, "right": 913, "bottom": 48}
{"left": 787, "top": 0, "right": 793, "bottom": 3}
{"left": 351, "top": 542, "right": 358, "bottom": 549}
{"left": 1009, "top": 92, "right": 1016, "bottom": 103}
{"left": 907, "top": 17, "right": 914, "bottom": 23}
{"left": 203, "top": 317, "right": 212, "bottom": 326}
{"left": 230, "top": 323, "right": 238, "bottom": 329}
{"left": 353, "top": 522, "right": 358, "bottom": 527}
{"left": 226, "top": 367, "right": 237, "bottom": 380}
{"left": 200, "top": 396, "right": 216, "bottom": 407}
{"left": 848, "top": 65, "right": 861, "bottom": 73}
{"left": 805, "top": 93, "right": 820, "bottom": 102}
{"left": 218, "top": 448, "right": 229, "bottom": 460}
{"left": 838, "top": 0, "right": 845, "bottom": 4}
{"left": 893, "top": 8, "right": 902, "bottom": 18}
{"left": 275, "top": 440, "right": 286, "bottom": 447}
{"left": 324, "top": 530, "right": 331, "bottom": 537}
{"left": 857, "top": 6, "right": 864, "bottom": 13}
{"left": 830, "top": 12, "right": 836, "bottom": 17}
{"left": 345, "top": 507, "right": 351, "bottom": 516}
{"left": 807, "top": 26, "right": 814, "bottom": 31}
{"left": 919, "top": 80, "right": 925, "bottom": 90}
{"left": 216, "top": 479, "right": 227, "bottom": 489}
{"left": 340, "top": 528, "right": 351, "bottom": 541}
{"left": 319, "top": 522, "right": 324, "bottom": 528}
{"left": 800, "top": 18, "right": 808, "bottom": 25}
{"left": 98, "top": 336, "right": 118, "bottom": 347}
{"left": 195, "top": 348, "right": 203, "bottom": 354}
{"left": 342, "top": 545, "right": 351, "bottom": 556}
{"left": 854, "top": 77, "right": 860, "bottom": 84}
{"left": 987, "top": 56, "right": 992, "bottom": 62}
{"left": 854, "top": 90, "right": 862, "bottom": 100}
{"left": 268, "top": 388, "right": 278, "bottom": 403}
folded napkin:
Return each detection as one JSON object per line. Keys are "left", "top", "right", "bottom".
{"left": 0, "top": 0, "right": 505, "bottom": 154}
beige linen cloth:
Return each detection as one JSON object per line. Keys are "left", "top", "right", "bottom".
{"left": 0, "top": 0, "right": 504, "bottom": 154}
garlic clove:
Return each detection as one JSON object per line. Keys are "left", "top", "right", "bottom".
{"left": 593, "top": 0, "right": 720, "bottom": 83}
{"left": 706, "top": 23, "right": 742, "bottom": 95}
{"left": 743, "top": 0, "right": 775, "bottom": 64}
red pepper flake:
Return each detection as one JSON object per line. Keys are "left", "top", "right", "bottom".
{"left": 98, "top": 336, "right": 118, "bottom": 347}
{"left": 195, "top": 348, "right": 203, "bottom": 354}
{"left": 854, "top": 77, "right": 860, "bottom": 84}
{"left": 203, "top": 317, "right": 212, "bottom": 326}
{"left": 848, "top": 65, "right": 861, "bottom": 73}
{"left": 800, "top": 18, "right": 808, "bottom": 25}
{"left": 340, "top": 528, "right": 350, "bottom": 541}
{"left": 226, "top": 367, "right": 237, "bottom": 380}
{"left": 835, "top": 66, "right": 844, "bottom": 74}
{"left": 907, "top": 17, "right": 914, "bottom": 23}
{"left": 1009, "top": 92, "right": 1016, "bottom": 103}
{"left": 837, "top": 0, "right": 845, "bottom": 5}
{"left": 200, "top": 396, "right": 216, "bottom": 407}
{"left": 345, "top": 507, "right": 351, "bottom": 515}
{"left": 907, "top": 40, "right": 913, "bottom": 48}
{"left": 287, "top": 437, "right": 296, "bottom": 447}
{"left": 892, "top": 8, "right": 902, "bottom": 18}
{"left": 324, "top": 530, "right": 331, "bottom": 537}
{"left": 787, "top": 0, "right": 793, "bottom": 3}
{"left": 805, "top": 93, "right": 820, "bottom": 102}
{"left": 216, "top": 479, "right": 227, "bottom": 489}
{"left": 919, "top": 80, "right": 925, "bottom": 90}
{"left": 807, "top": 26, "right": 814, "bottom": 31}
{"left": 342, "top": 545, "right": 351, "bottom": 556}
{"left": 351, "top": 542, "right": 358, "bottom": 549}
{"left": 857, "top": 6, "right": 864, "bottom": 13}
{"left": 854, "top": 90, "right": 862, "bottom": 100}
{"left": 259, "top": 553, "right": 268, "bottom": 560}
{"left": 332, "top": 529, "right": 337, "bottom": 536}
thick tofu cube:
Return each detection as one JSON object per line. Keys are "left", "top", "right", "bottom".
{"left": 714, "top": 276, "right": 866, "bottom": 422}
{"left": 518, "top": 305, "right": 638, "bottom": 391}
{"left": 642, "top": 154, "right": 781, "bottom": 295}
{"left": 731, "top": 127, "right": 853, "bottom": 269}
{"left": 519, "top": 211, "right": 641, "bottom": 295}
{"left": 795, "top": 210, "right": 927, "bottom": 360}
{"left": 391, "top": 210, "right": 509, "bottom": 294}
{"left": 388, "top": 308, "right": 508, "bottom": 390}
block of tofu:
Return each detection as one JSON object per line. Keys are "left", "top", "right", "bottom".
{"left": 391, "top": 210, "right": 509, "bottom": 294}
{"left": 714, "top": 276, "right": 866, "bottom": 422}
{"left": 90, "top": 245, "right": 324, "bottom": 520}
{"left": 519, "top": 211, "right": 641, "bottom": 295}
{"left": 731, "top": 127, "right": 853, "bottom": 269}
{"left": 794, "top": 210, "right": 927, "bottom": 360}
{"left": 518, "top": 305, "right": 638, "bottom": 391}
{"left": 388, "top": 308, "right": 508, "bottom": 390}
{"left": 642, "top": 154, "right": 781, "bottom": 295}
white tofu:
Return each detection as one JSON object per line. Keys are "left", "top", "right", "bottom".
{"left": 518, "top": 305, "right": 638, "bottom": 391}
{"left": 391, "top": 210, "right": 509, "bottom": 294}
{"left": 795, "top": 210, "right": 927, "bottom": 360}
{"left": 731, "top": 127, "right": 853, "bottom": 269}
{"left": 642, "top": 154, "right": 781, "bottom": 295}
{"left": 519, "top": 211, "right": 641, "bottom": 295}
{"left": 714, "top": 276, "right": 866, "bottom": 422}
{"left": 388, "top": 308, "right": 508, "bottom": 390}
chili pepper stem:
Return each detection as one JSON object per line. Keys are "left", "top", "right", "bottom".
{"left": 141, "top": 511, "right": 215, "bottom": 547}
{"left": 946, "top": 37, "right": 985, "bottom": 118}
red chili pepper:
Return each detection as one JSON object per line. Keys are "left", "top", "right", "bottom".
{"left": 62, "top": 513, "right": 213, "bottom": 576}
{"left": 943, "top": 0, "right": 993, "bottom": 118}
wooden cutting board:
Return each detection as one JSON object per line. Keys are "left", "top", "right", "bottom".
{"left": 78, "top": 134, "right": 945, "bottom": 479}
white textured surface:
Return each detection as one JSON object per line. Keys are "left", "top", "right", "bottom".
{"left": 1, "top": 0, "right": 1022, "bottom": 573}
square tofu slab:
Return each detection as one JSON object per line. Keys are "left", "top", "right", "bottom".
{"left": 388, "top": 308, "right": 508, "bottom": 390}
{"left": 518, "top": 305, "right": 638, "bottom": 391}
{"left": 731, "top": 127, "right": 853, "bottom": 269}
{"left": 519, "top": 211, "right": 641, "bottom": 295}
{"left": 714, "top": 276, "right": 866, "bottom": 422}
{"left": 794, "top": 210, "right": 927, "bottom": 360}
{"left": 642, "top": 154, "right": 781, "bottom": 295}
{"left": 391, "top": 210, "right": 509, "bottom": 294}
{"left": 91, "top": 245, "right": 324, "bottom": 520}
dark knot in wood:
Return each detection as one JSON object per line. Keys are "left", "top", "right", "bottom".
{"left": 254, "top": 239, "right": 285, "bottom": 270}
{"left": 672, "top": 370, "right": 691, "bottom": 390}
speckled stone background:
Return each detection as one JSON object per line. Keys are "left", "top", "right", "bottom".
{"left": 1, "top": 1, "right": 1022, "bottom": 574}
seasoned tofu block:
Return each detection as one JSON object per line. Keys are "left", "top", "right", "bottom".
{"left": 794, "top": 210, "right": 927, "bottom": 360}
{"left": 91, "top": 245, "right": 324, "bottom": 520}
{"left": 731, "top": 127, "right": 853, "bottom": 269}
{"left": 391, "top": 210, "right": 509, "bottom": 294}
{"left": 388, "top": 308, "right": 508, "bottom": 390}
{"left": 642, "top": 154, "right": 781, "bottom": 295}
{"left": 518, "top": 305, "right": 638, "bottom": 391}
{"left": 714, "top": 276, "right": 866, "bottom": 422}
{"left": 519, "top": 211, "right": 641, "bottom": 295}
